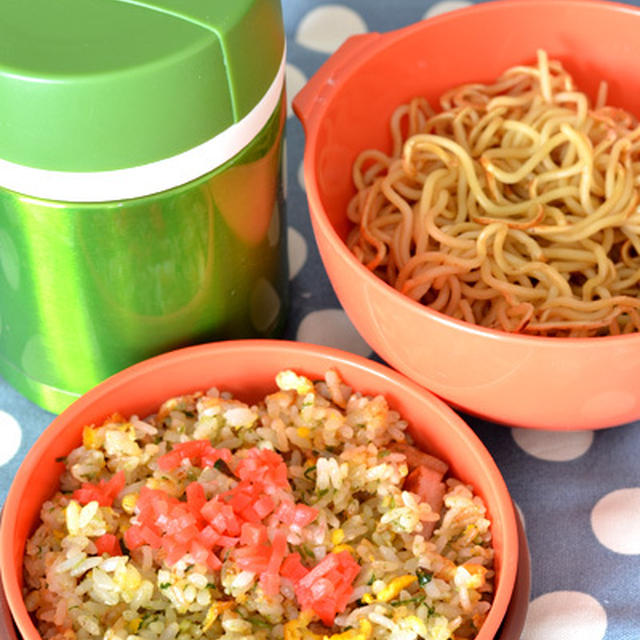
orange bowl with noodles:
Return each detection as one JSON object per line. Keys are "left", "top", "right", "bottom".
{"left": 293, "top": 0, "right": 640, "bottom": 430}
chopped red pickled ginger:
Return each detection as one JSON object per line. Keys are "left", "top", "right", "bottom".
{"left": 293, "top": 551, "right": 361, "bottom": 626}
{"left": 124, "top": 485, "right": 222, "bottom": 570}
{"left": 219, "top": 480, "right": 276, "bottom": 524}
{"left": 118, "top": 445, "right": 360, "bottom": 617}
{"left": 280, "top": 552, "right": 309, "bottom": 582}
{"left": 157, "top": 440, "right": 232, "bottom": 471}
{"left": 234, "top": 448, "right": 289, "bottom": 490}
{"left": 72, "top": 470, "right": 126, "bottom": 507}
{"left": 234, "top": 529, "right": 289, "bottom": 596}
{"left": 94, "top": 533, "right": 122, "bottom": 556}
{"left": 274, "top": 500, "right": 318, "bottom": 528}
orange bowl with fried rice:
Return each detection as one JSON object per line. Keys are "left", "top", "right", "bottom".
{"left": 0, "top": 340, "right": 517, "bottom": 640}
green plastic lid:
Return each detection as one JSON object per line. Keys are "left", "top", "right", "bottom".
{"left": 0, "top": 0, "right": 285, "bottom": 174}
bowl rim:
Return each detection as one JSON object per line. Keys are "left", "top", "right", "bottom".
{"left": 297, "top": 0, "right": 640, "bottom": 348}
{"left": 0, "top": 339, "right": 518, "bottom": 640}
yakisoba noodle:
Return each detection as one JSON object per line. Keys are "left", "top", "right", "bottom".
{"left": 347, "top": 51, "right": 640, "bottom": 337}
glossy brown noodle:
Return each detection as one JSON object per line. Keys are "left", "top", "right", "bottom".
{"left": 347, "top": 51, "right": 640, "bottom": 336}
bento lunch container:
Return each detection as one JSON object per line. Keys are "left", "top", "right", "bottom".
{"left": 0, "top": 340, "right": 519, "bottom": 640}
{"left": 0, "top": 0, "right": 288, "bottom": 414}
{"left": 293, "top": 0, "right": 640, "bottom": 430}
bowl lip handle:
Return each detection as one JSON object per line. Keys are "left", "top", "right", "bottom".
{"left": 292, "top": 31, "right": 383, "bottom": 133}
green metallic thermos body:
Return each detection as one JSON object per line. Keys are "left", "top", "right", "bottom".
{"left": 0, "top": 0, "right": 288, "bottom": 413}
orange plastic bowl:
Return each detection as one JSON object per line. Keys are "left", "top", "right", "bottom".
{"left": 0, "top": 340, "right": 517, "bottom": 640}
{"left": 293, "top": 0, "right": 640, "bottom": 430}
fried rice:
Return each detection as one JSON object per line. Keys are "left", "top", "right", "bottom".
{"left": 23, "top": 369, "right": 494, "bottom": 640}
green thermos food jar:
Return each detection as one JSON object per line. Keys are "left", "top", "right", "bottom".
{"left": 0, "top": 0, "right": 288, "bottom": 413}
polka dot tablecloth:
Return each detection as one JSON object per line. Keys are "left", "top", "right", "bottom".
{"left": 1, "top": 1, "right": 640, "bottom": 638}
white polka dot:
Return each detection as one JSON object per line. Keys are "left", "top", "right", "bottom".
{"left": 286, "top": 63, "right": 308, "bottom": 119}
{"left": 296, "top": 309, "right": 372, "bottom": 357}
{"left": 0, "top": 411, "right": 22, "bottom": 467}
{"left": 287, "top": 227, "right": 308, "bottom": 280}
{"left": 295, "top": 5, "right": 367, "bottom": 54}
{"left": 423, "top": 0, "right": 473, "bottom": 19}
{"left": 250, "top": 278, "right": 281, "bottom": 333}
{"left": 591, "top": 488, "right": 640, "bottom": 555}
{"left": 297, "top": 161, "right": 306, "bottom": 192}
{"left": 511, "top": 428, "right": 593, "bottom": 461}
{"left": 521, "top": 591, "right": 607, "bottom": 640}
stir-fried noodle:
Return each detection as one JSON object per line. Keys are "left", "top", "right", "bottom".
{"left": 347, "top": 51, "right": 640, "bottom": 336}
